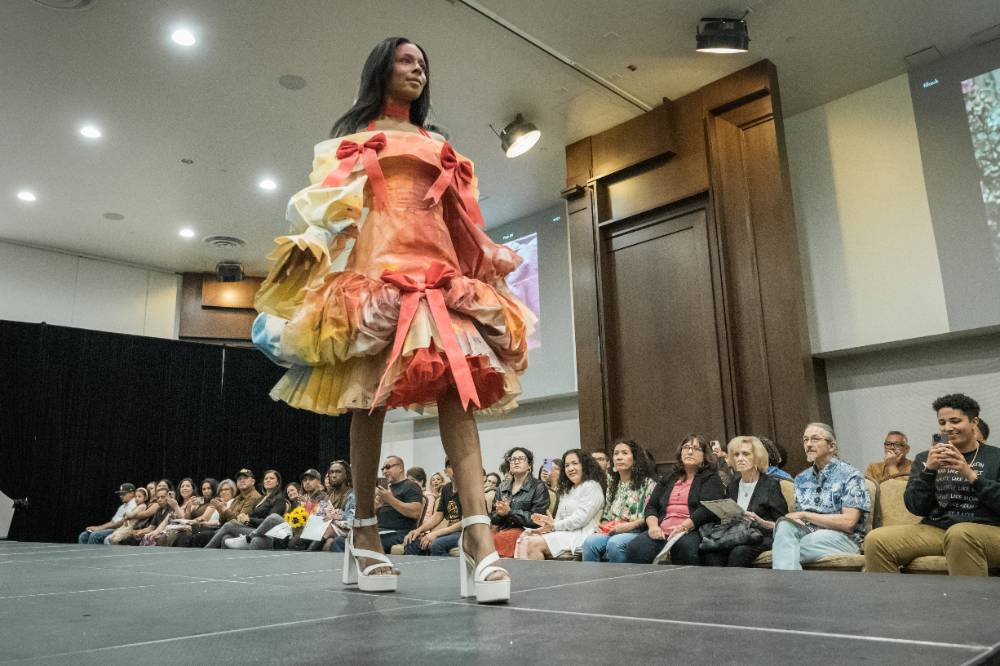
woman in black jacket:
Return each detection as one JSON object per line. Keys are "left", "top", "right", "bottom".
{"left": 625, "top": 434, "right": 725, "bottom": 565}
{"left": 207, "top": 470, "right": 289, "bottom": 549}
{"left": 702, "top": 437, "right": 788, "bottom": 567}
{"left": 490, "top": 447, "right": 550, "bottom": 557}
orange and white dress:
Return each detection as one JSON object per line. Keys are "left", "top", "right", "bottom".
{"left": 252, "top": 127, "right": 535, "bottom": 416}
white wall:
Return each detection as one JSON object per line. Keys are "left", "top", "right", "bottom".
{"left": 826, "top": 333, "right": 1000, "bottom": 470}
{"left": 0, "top": 240, "right": 179, "bottom": 338}
{"left": 785, "top": 74, "right": 949, "bottom": 355}
{"left": 381, "top": 395, "right": 580, "bottom": 478}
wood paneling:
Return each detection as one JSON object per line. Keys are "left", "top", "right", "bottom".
{"left": 178, "top": 273, "right": 257, "bottom": 341}
{"left": 600, "top": 200, "right": 727, "bottom": 463}
{"left": 564, "top": 59, "right": 828, "bottom": 474}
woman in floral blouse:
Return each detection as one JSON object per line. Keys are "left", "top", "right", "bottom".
{"left": 581, "top": 439, "right": 656, "bottom": 562}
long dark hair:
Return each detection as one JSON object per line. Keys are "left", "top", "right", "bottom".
{"left": 671, "top": 433, "right": 716, "bottom": 477}
{"left": 200, "top": 478, "right": 219, "bottom": 499}
{"left": 557, "top": 449, "right": 607, "bottom": 496}
{"left": 330, "top": 36, "right": 430, "bottom": 138}
{"left": 261, "top": 469, "right": 283, "bottom": 498}
{"left": 607, "top": 439, "right": 653, "bottom": 500}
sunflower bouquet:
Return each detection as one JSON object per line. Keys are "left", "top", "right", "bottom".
{"left": 284, "top": 505, "right": 309, "bottom": 530}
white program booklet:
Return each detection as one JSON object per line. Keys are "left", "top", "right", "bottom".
{"left": 264, "top": 521, "right": 293, "bottom": 539}
{"left": 299, "top": 515, "right": 332, "bottom": 542}
{"left": 0, "top": 490, "right": 13, "bottom": 539}
{"left": 652, "top": 531, "right": 686, "bottom": 565}
{"left": 700, "top": 499, "right": 745, "bottom": 522}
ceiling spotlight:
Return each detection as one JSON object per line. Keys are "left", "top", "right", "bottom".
{"left": 490, "top": 114, "right": 541, "bottom": 158}
{"left": 258, "top": 178, "right": 277, "bottom": 191}
{"left": 696, "top": 14, "right": 750, "bottom": 54}
{"left": 179, "top": 227, "right": 196, "bottom": 238}
{"left": 171, "top": 28, "right": 196, "bottom": 46}
{"left": 79, "top": 125, "right": 102, "bottom": 139}
{"left": 17, "top": 190, "right": 37, "bottom": 202}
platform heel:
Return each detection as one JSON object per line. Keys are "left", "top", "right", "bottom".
{"left": 458, "top": 515, "right": 510, "bottom": 603}
{"left": 342, "top": 517, "right": 398, "bottom": 592}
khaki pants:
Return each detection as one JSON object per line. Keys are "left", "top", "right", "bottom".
{"left": 864, "top": 522, "right": 1000, "bottom": 576}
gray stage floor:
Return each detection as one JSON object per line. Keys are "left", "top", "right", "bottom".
{"left": 1, "top": 540, "right": 999, "bottom": 665}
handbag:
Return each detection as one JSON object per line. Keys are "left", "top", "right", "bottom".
{"left": 698, "top": 520, "right": 763, "bottom": 552}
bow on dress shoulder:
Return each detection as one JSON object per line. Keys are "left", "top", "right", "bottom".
{"left": 321, "top": 133, "right": 389, "bottom": 209}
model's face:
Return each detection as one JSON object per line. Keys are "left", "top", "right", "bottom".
{"left": 563, "top": 454, "right": 582, "bottom": 485}
{"left": 730, "top": 443, "right": 755, "bottom": 473}
{"left": 611, "top": 444, "right": 633, "bottom": 472}
{"left": 388, "top": 42, "right": 426, "bottom": 104}
{"left": 938, "top": 408, "right": 976, "bottom": 447}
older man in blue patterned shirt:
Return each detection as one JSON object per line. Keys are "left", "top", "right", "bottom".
{"left": 771, "top": 422, "right": 871, "bottom": 570}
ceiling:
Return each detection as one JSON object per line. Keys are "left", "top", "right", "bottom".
{"left": 2, "top": 0, "right": 1000, "bottom": 276}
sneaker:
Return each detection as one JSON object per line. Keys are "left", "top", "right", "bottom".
{"left": 224, "top": 535, "right": 250, "bottom": 550}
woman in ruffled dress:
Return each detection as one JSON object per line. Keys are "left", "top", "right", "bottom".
{"left": 253, "top": 37, "right": 534, "bottom": 603}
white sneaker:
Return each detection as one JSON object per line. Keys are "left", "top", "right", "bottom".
{"left": 224, "top": 535, "right": 249, "bottom": 550}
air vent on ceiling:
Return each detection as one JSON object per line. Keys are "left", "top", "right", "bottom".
{"left": 202, "top": 235, "right": 246, "bottom": 249}
{"left": 30, "top": 0, "right": 95, "bottom": 10}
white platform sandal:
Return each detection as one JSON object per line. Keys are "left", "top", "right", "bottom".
{"left": 458, "top": 515, "right": 510, "bottom": 604}
{"left": 342, "top": 517, "right": 398, "bottom": 593}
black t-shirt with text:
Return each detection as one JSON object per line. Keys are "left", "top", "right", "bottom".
{"left": 436, "top": 482, "right": 463, "bottom": 524}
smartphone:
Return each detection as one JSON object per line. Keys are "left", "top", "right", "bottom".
{"left": 376, "top": 477, "right": 389, "bottom": 490}
{"left": 542, "top": 459, "right": 555, "bottom": 474}
{"left": 932, "top": 433, "right": 949, "bottom": 447}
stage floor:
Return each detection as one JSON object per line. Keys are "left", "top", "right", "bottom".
{"left": 1, "top": 540, "right": 999, "bottom": 665}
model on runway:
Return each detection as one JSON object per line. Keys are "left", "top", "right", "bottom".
{"left": 253, "top": 37, "right": 535, "bottom": 603}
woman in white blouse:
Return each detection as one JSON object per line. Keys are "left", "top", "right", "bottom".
{"left": 517, "top": 449, "right": 606, "bottom": 559}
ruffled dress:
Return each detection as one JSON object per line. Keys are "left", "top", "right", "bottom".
{"left": 252, "top": 126, "right": 535, "bottom": 416}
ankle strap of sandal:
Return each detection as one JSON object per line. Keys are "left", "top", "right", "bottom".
{"left": 352, "top": 517, "right": 378, "bottom": 529}
{"left": 460, "top": 514, "right": 491, "bottom": 529}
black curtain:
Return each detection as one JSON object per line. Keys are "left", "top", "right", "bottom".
{"left": 0, "top": 320, "right": 349, "bottom": 543}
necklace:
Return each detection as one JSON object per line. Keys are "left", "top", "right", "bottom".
{"left": 967, "top": 443, "right": 981, "bottom": 468}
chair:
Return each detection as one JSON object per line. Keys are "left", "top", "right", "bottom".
{"left": 753, "top": 477, "right": 877, "bottom": 571}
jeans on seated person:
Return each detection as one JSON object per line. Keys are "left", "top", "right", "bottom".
{"left": 581, "top": 532, "right": 640, "bottom": 563}
{"left": 249, "top": 514, "right": 287, "bottom": 550}
{"left": 624, "top": 530, "right": 703, "bottom": 565}
{"left": 403, "top": 532, "right": 461, "bottom": 556}
{"left": 78, "top": 528, "right": 114, "bottom": 545}
{"left": 770, "top": 519, "right": 858, "bottom": 570}
{"left": 330, "top": 530, "right": 405, "bottom": 553}
{"left": 204, "top": 521, "right": 254, "bottom": 548}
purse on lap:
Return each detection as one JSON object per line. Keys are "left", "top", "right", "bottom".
{"left": 697, "top": 520, "right": 764, "bottom": 552}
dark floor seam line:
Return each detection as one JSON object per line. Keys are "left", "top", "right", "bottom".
{"left": 0, "top": 601, "right": 442, "bottom": 663}
{"left": 473, "top": 605, "right": 989, "bottom": 651}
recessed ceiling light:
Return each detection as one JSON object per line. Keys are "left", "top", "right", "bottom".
{"left": 17, "top": 190, "right": 37, "bottom": 202}
{"left": 258, "top": 178, "right": 277, "bottom": 191}
{"left": 179, "top": 227, "right": 196, "bottom": 238}
{"left": 171, "top": 28, "right": 196, "bottom": 47}
{"left": 79, "top": 125, "right": 102, "bottom": 139}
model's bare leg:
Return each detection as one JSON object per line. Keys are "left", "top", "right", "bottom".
{"left": 437, "top": 385, "right": 508, "bottom": 581}
{"left": 349, "top": 407, "right": 395, "bottom": 574}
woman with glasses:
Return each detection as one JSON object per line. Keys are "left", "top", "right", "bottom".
{"left": 625, "top": 434, "right": 726, "bottom": 565}
{"left": 489, "top": 447, "right": 550, "bottom": 557}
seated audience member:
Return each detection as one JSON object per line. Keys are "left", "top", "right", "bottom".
{"left": 430, "top": 471, "right": 447, "bottom": 496}
{"left": 137, "top": 485, "right": 175, "bottom": 546}
{"left": 106, "top": 487, "right": 150, "bottom": 545}
{"left": 156, "top": 477, "right": 203, "bottom": 547}
{"left": 771, "top": 423, "right": 870, "bottom": 570}
{"left": 703, "top": 437, "right": 788, "bottom": 567}
{"left": 283, "top": 468, "right": 332, "bottom": 551}
{"left": 144, "top": 481, "right": 157, "bottom": 501}
{"left": 213, "top": 470, "right": 288, "bottom": 549}
{"left": 865, "top": 393, "right": 1000, "bottom": 576}
{"left": 582, "top": 439, "right": 656, "bottom": 563}
{"left": 976, "top": 417, "right": 990, "bottom": 443}
{"left": 625, "top": 435, "right": 726, "bottom": 565}
{"left": 865, "top": 431, "right": 912, "bottom": 482}
{"left": 590, "top": 451, "right": 610, "bottom": 474}
{"left": 518, "top": 449, "right": 606, "bottom": 560}
{"left": 285, "top": 482, "right": 303, "bottom": 505}
{"left": 78, "top": 483, "right": 137, "bottom": 545}
{"left": 171, "top": 478, "right": 218, "bottom": 548}
{"left": 318, "top": 460, "right": 356, "bottom": 550}
{"left": 407, "top": 466, "right": 437, "bottom": 526}
{"left": 331, "top": 455, "right": 423, "bottom": 553}
{"left": 759, "top": 437, "right": 793, "bottom": 482}
{"left": 712, "top": 439, "right": 735, "bottom": 485}
{"left": 193, "top": 469, "right": 262, "bottom": 547}
{"left": 404, "top": 459, "right": 464, "bottom": 555}
{"left": 490, "top": 447, "right": 550, "bottom": 557}
{"left": 499, "top": 460, "right": 511, "bottom": 483}
{"left": 484, "top": 472, "right": 501, "bottom": 494}
{"left": 187, "top": 479, "right": 236, "bottom": 546}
